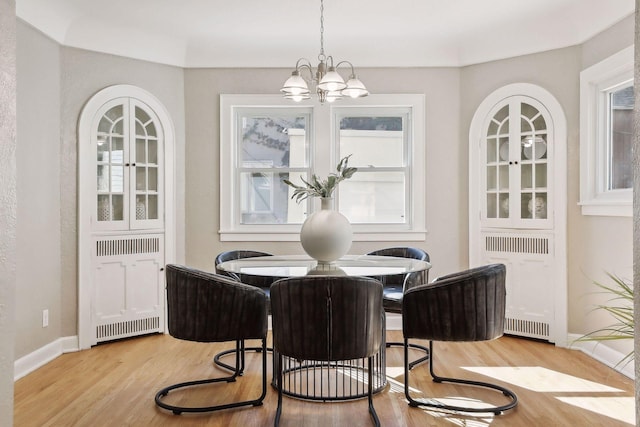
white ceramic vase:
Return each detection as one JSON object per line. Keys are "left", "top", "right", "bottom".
{"left": 300, "top": 197, "right": 352, "bottom": 265}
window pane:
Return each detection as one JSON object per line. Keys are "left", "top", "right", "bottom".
{"left": 339, "top": 172, "right": 405, "bottom": 223}
{"left": 610, "top": 85, "right": 633, "bottom": 190}
{"left": 240, "top": 171, "right": 306, "bottom": 224}
{"left": 240, "top": 115, "right": 307, "bottom": 168}
{"left": 339, "top": 116, "right": 403, "bottom": 167}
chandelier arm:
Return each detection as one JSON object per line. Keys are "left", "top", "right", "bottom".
{"left": 334, "top": 60, "right": 357, "bottom": 77}
{"left": 295, "top": 61, "right": 316, "bottom": 83}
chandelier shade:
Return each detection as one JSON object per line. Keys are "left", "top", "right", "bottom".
{"left": 280, "top": 0, "right": 368, "bottom": 103}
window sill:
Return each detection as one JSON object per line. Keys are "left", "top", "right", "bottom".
{"left": 578, "top": 200, "right": 632, "bottom": 217}
{"left": 219, "top": 229, "right": 428, "bottom": 242}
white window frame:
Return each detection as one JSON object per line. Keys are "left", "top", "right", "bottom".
{"left": 579, "top": 46, "right": 633, "bottom": 217}
{"left": 219, "top": 94, "right": 426, "bottom": 241}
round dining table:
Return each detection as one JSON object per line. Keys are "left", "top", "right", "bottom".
{"left": 216, "top": 254, "right": 432, "bottom": 401}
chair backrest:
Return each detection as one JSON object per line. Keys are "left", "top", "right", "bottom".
{"left": 270, "top": 276, "right": 383, "bottom": 361}
{"left": 165, "top": 264, "right": 268, "bottom": 343}
{"left": 366, "top": 247, "right": 430, "bottom": 286}
{"left": 402, "top": 263, "right": 506, "bottom": 342}
{"left": 214, "top": 250, "right": 273, "bottom": 275}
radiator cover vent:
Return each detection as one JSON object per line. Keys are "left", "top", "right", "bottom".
{"left": 97, "top": 316, "right": 161, "bottom": 342}
{"left": 96, "top": 237, "right": 160, "bottom": 257}
{"left": 485, "top": 235, "right": 549, "bottom": 254}
{"left": 505, "top": 317, "right": 549, "bottom": 340}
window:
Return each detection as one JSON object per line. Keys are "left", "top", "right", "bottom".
{"left": 579, "top": 46, "right": 633, "bottom": 216}
{"left": 220, "top": 94, "right": 425, "bottom": 241}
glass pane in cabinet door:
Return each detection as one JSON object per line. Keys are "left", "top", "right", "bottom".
{"left": 240, "top": 115, "right": 308, "bottom": 168}
{"left": 97, "top": 138, "right": 108, "bottom": 161}
{"left": 97, "top": 195, "right": 110, "bottom": 221}
{"left": 498, "top": 138, "right": 509, "bottom": 162}
{"left": 530, "top": 193, "right": 547, "bottom": 219}
{"left": 135, "top": 107, "right": 150, "bottom": 127}
{"left": 147, "top": 194, "right": 158, "bottom": 219}
{"left": 521, "top": 135, "right": 547, "bottom": 161}
{"left": 535, "top": 163, "right": 547, "bottom": 188}
{"left": 486, "top": 166, "right": 497, "bottom": 190}
{"left": 136, "top": 166, "right": 146, "bottom": 191}
{"left": 499, "top": 193, "right": 509, "bottom": 218}
{"left": 486, "top": 193, "right": 497, "bottom": 218}
{"left": 135, "top": 121, "right": 145, "bottom": 138}
{"left": 145, "top": 121, "right": 157, "bottom": 138}
{"left": 111, "top": 166, "right": 124, "bottom": 192}
{"left": 521, "top": 164, "right": 532, "bottom": 189}
{"left": 520, "top": 193, "right": 533, "bottom": 219}
{"left": 147, "top": 167, "right": 158, "bottom": 192}
{"left": 111, "top": 137, "right": 124, "bottom": 161}
{"left": 97, "top": 165, "right": 109, "bottom": 192}
{"left": 136, "top": 138, "right": 146, "bottom": 164}
{"left": 498, "top": 165, "right": 509, "bottom": 190}
{"left": 533, "top": 115, "right": 547, "bottom": 131}
{"left": 111, "top": 195, "right": 124, "bottom": 221}
{"left": 148, "top": 140, "right": 158, "bottom": 164}
{"left": 486, "top": 137, "right": 497, "bottom": 163}
{"left": 135, "top": 195, "right": 147, "bottom": 220}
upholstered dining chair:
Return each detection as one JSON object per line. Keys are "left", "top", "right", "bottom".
{"left": 366, "top": 247, "right": 430, "bottom": 368}
{"left": 213, "top": 250, "right": 275, "bottom": 371}
{"left": 270, "top": 275, "right": 384, "bottom": 427}
{"left": 154, "top": 264, "right": 268, "bottom": 415}
{"left": 402, "top": 263, "right": 518, "bottom": 414}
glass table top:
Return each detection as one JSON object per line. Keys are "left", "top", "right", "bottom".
{"left": 217, "top": 254, "right": 431, "bottom": 278}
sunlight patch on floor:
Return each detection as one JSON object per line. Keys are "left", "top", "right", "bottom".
{"left": 462, "top": 366, "right": 623, "bottom": 392}
{"left": 556, "top": 397, "right": 635, "bottom": 425}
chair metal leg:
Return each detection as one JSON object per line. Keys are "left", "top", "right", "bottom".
{"left": 214, "top": 339, "right": 274, "bottom": 374}
{"left": 155, "top": 338, "right": 268, "bottom": 415}
{"left": 368, "top": 356, "right": 381, "bottom": 427}
{"left": 404, "top": 340, "right": 518, "bottom": 415}
{"left": 274, "top": 353, "right": 283, "bottom": 426}
{"left": 386, "top": 340, "right": 429, "bottom": 369}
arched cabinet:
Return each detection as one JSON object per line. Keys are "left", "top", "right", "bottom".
{"left": 78, "top": 85, "right": 175, "bottom": 349}
{"left": 469, "top": 83, "right": 567, "bottom": 345}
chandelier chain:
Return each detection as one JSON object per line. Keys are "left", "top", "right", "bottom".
{"left": 319, "top": 0, "right": 325, "bottom": 59}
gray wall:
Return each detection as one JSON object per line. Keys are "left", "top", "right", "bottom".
{"left": 15, "top": 22, "right": 61, "bottom": 358}
{"left": 184, "top": 67, "right": 462, "bottom": 279}
{"left": 0, "top": 0, "right": 17, "bottom": 424}
{"left": 14, "top": 20, "right": 187, "bottom": 355}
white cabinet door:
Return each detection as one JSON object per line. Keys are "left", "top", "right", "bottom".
{"left": 92, "top": 234, "right": 164, "bottom": 343}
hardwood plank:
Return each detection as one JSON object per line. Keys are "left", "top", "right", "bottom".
{"left": 14, "top": 332, "right": 634, "bottom": 426}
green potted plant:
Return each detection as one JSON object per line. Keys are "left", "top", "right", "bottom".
{"left": 282, "top": 155, "right": 357, "bottom": 204}
{"left": 574, "top": 272, "right": 634, "bottom": 366}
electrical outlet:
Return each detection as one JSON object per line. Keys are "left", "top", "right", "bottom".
{"left": 42, "top": 309, "right": 49, "bottom": 328}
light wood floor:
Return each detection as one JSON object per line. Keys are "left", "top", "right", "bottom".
{"left": 14, "top": 332, "right": 634, "bottom": 426}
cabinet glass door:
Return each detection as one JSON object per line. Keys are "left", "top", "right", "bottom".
{"left": 483, "top": 97, "right": 551, "bottom": 228}
{"left": 97, "top": 103, "right": 128, "bottom": 225}
{"left": 94, "top": 98, "right": 163, "bottom": 231}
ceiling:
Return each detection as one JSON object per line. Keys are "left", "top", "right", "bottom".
{"left": 17, "top": 0, "right": 635, "bottom": 68}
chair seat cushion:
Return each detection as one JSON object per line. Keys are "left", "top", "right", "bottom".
{"left": 382, "top": 285, "right": 403, "bottom": 314}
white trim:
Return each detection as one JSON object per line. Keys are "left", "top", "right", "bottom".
{"left": 14, "top": 336, "right": 79, "bottom": 381}
{"left": 567, "top": 333, "right": 634, "bottom": 379}
{"left": 579, "top": 45, "right": 634, "bottom": 217}
{"left": 469, "top": 83, "right": 567, "bottom": 347}
{"left": 78, "top": 85, "right": 176, "bottom": 349}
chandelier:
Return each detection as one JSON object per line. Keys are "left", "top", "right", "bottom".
{"left": 280, "top": 0, "right": 369, "bottom": 103}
